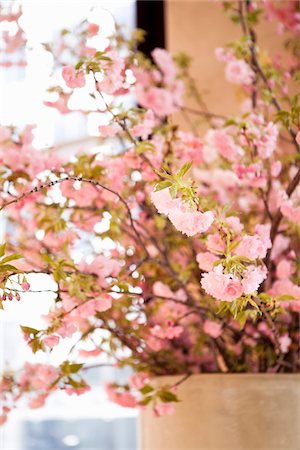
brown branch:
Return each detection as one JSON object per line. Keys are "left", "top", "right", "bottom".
{"left": 239, "top": 0, "right": 300, "bottom": 153}
{"left": 0, "top": 175, "right": 149, "bottom": 257}
{"left": 179, "top": 105, "right": 227, "bottom": 121}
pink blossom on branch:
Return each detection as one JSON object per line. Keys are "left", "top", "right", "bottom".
{"left": 62, "top": 66, "right": 85, "bottom": 88}
{"left": 225, "top": 58, "right": 255, "bottom": 85}
{"left": 201, "top": 265, "right": 244, "bottom": 302}
{"left": 151, "top": 188, "right": 214, "bottom": 236}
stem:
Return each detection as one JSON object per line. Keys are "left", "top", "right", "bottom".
{"left": 179, "top": 105, "right": 227, "bottom": 121}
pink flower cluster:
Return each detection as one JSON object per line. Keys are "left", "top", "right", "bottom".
{"left": 234, "top": 225, "right": 272, "bottom": 260}
{"left": 62, "top": 66, "right": 86, "bottom": 89}
{"left": 151, "top": 188, "right": 214, "bottom": 237}
{"left": 216, "top": 48, "right": 255, "bottom": 85}
{"left": 201, "top": 263, "right": 267, "bottom": 302}
{"left": 135, "top": 48, "right": 184, "bottom": 117}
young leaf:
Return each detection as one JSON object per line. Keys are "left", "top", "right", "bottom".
{"left": 154, "top": 180, "right": 173, "bottom": 192}
{"left": 20, "top": 325, "right": 40, "bottom": 335}
{"left": 0, "top": 254, "right": 23, "bottom": 264}
{"left": 177, "top": 162, "right": 192, "bottom": 179}
{"left": 139, "top": 384, "right": 154, "bottom": 395}
{"left": 0, "top": 243, "right": 6, "bottom": 258}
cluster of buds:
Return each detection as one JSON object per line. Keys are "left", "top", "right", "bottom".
{"left": 1, "top": 281, "right": 30, "bottom": 302}
{"left": 2, "top": 291, "right": 21, "bottom": 302}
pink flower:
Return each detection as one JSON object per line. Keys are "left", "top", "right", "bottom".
{"left": 42, "top": 335, "right": 60, "bottom": 349}
{"left": 44, "top": 93, "right": 71, "bottom": 114}
{"left": 106, "top": 384, "right": 137, "bottom": 408}
{"left": 62, "top": 66, "right": 85, "bottom": 89}
{"left": 131, "top": 109, "right": 156, "bottom": 140}
{"left": 215, "top": 47, "right": 232, "bottom": 62}
{"left": 98, "top": 124, "right": 118, "bottom": 137}
{"left": 174, "top": 131, "right": 204, "bottom": 165}
{"left": 225, "top": 59, "right": 255, "bottom": 85}
{"left": 234, "top": 225, "right": 271, "bottom": 260}
{"left": 196, "top": 252, "right": 218, "bottom": 272}
{"left": 129, "top": 373, "right": 149, "bottom": 390}
{"left": 78, "top": 348, "right": 102, "bottom": 358}
{"left": 150, "top": 324, "right": 183, "bottom": 340}
{"left": 136, "top": 86, "right": 177, "bottom": 117}
{"left": 152, "top": 48, "right": 177, "bottom": 84}
{"left": 29, "top": 394, "right": 46, "bottom": 409}
{"left": 242, "top": 266, "right": 267, "bottom": 294}
{"left": 233, "top": 163, "right": 267, "bottom": 188}
{"left": 276, "top": 260, "right": 294, "bottom": 280}
{"left": 255, "top": 122, "right": 278, "bottom": 159}
{"left": 65, "top": 385, "right": 91, "bottom": 396}
{"left": 271, "top": 161, "right": 282, "bottom": 177}
{"left": 296, "top": 131, "right": 300, "bottom": 146}
{"left": 87, "top": 23, "right": 99, "bottom": 36}
{"left": 203, "top": 320, "right": 222, "bottom": 338}
{"left": 151, "top": 188, "right": 214, "bottom": 236}
{"left": 94, "top": 294, "right": 112, "bottom": 312}
{"left": 78, "top": 256, "right": 121, "bottom": 284}
{"left": 151, "top": 188, "right": 179, "bottom": 215}
{"left": 279, "top": 334, "right": 291, "bottom": 354}
{"left": 206, "top": 233, "right": 226, "bottom": 254}
{"left": 269, "top": 279, "right": 300, "bottom": 301}
{"left": 61, "top": 181, "right": 99, "bottom": 207}
{"left": 201, "top": 265, "right": 244, "bottom": 301}
{"left": 225, "top": 216, "right": 244, "bottom": 234}
{"left": 96, "top": 51, "right": 125, "bottom": 95}
{"left": 206, "top": 129, "right": 243, "bottom": 162}
{"left": 0, "top": 414, "right": 7, "bottom": 426}
{"left": 153, "top": 281, "right": 187, "bottom": 302}
{"left": 281, "top": 201, "right": 300, "bottom": 226}
{"left": 168, "top": 208, "right": 214, "bottom": 237}
{"left": 21, "top": 282, "right": 30, "bottom": 291}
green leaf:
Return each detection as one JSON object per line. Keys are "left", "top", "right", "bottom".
{"left": 277, "top": 294, "right": 295, "bottom": 301}
{"left": 248, "top": 298, "right": 259, "bottom": 310}
{"left": 0, "top": 243, "right": 6, "bottom": 258}
{"left": 154, "top": 180, "right": 172, "bottom": 192}
{"left": 169, "top": 184, "right": 178, "bottom": 199}
{"left": 136, "top": 141, "right": 155, "bottom": 155}
{"left": 68, "top": 377, "right": 85, "bottom": 388}
{"left": 235, "top": 311, "right": 247, "bottom": 329}
{"left": 75, "top": 61, "right": 84, "bottom": 70}
{"left": 177, "top": 162, "right": 192, "bottom": 179}
{"left": 68, "top": 363, "right": 84, "bottom": 373}
{"left": 216, "top": 302, "right": 230, "bottom": 315}
{"left": 140, "top": 385, "right": 154, "bottom": 395}
{"left": 258, "top": 292, "right": 271, "bottom": 301}
{"left": 0, "top": 254, "right": 23, "bottom": 264}
{"left": 20, "top": 325, "right": 40, "bottom": 335}
{"left": 61, "top": 28, "right": 70, "bottom": 36}
{"left": 60, "top": 362, "right": 84, "bottom": 375}
{"left": 153, "top": 168, "right": 173, "bottom": 179}
{"left": 31, "top": 338, "right": 43, "bottom": 354}
{"left": 140, "top": 396, "right": 153, "bottom": 406}
{"left": 0, "top": 264, "right": 20, "bottom": 272}
{"left": 158, "top": 390, "right": 179, "bottom": 403}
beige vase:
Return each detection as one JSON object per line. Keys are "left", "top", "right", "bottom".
{"left": 139, "top": 374, "right": 300, "bottom": 450}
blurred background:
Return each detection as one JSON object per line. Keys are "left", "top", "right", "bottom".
{"left": 0, "top": 2, "right": 138, "bottom": 449}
